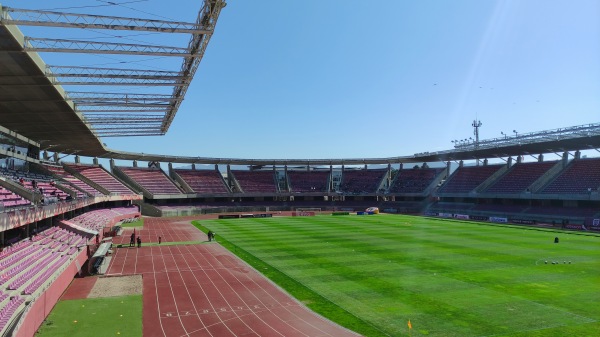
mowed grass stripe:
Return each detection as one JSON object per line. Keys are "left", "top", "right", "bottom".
{"left": 213, "top": 217, "right": 573, "bottom": 277}
{"left": 197, "top": 215, "right": 600, "bottom": 337}
{"left": 216, "top": 216, "right": 589, "bottom": 262}
{"left": 203, "top": 218, "right": 504, "bottom": 335}
{"left": 209, "top": 218, "right": 596, "bottom": 292}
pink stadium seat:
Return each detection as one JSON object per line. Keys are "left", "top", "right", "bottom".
{"left": 287, "top": 171, "right": 330, "bottom": 193}
{"left": 174, "top": 169, "right": 229, "bottom": 194}
{"left": 43, "top": 164, "right": 100, "bottom": 197}
{"left": 119, "top": 167, "right": 182, "bottom": 195}
{"left": 541, "top": 158, "right": 600, "bottom": 194}
{"left": 485, "top": 161, "right": 558, "bottom": 193}
{"left": 231, "top": 170, "right": 277, "bottom": 193}
{"left": 389, "top": 167, "right": 444, "bottom": 193}
{"left": 66, "top": 164, "right": 133, "bottom": 195}
{"left": 339, "top": 169, "right": 387, "bottom": 194}
{"left": 438, "top": 165, "right": 503, "bottom": 193}
{"left": 0, "top": 187, "right": 31, "bottom": 209}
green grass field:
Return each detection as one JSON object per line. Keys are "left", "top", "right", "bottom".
{"left": 120, "top": 217, "right": 144, "bottom": 228}
{"left": 35, "top": 295, "right": 142, "bottom": 337}
{"left": 195, "top": 214, "right": 600, "bottom": 337}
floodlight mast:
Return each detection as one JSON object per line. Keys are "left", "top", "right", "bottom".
{"left": 472, "top": 119, "right": 482, "bottom": 149}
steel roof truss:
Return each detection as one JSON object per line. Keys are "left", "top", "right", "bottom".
{"left": 2, "top": 7, "right": 212, "bottom": 34}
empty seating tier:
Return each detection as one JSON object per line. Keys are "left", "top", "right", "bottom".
{"left": 231, "top": 170, "right": 277, "bottom": 193}
{"left": 66, "top": 164, "right": 133, "bottom": 195}
{"left": 485, "top": 161, "right": 558, "bottom": 194}
{"left": 67, "top": 207, "right": 140, "bottom": 232}
{"left": 43, "top": 165, "right": 100, "bottom": 197}
{"left": 438, "top": 165, "right": 503, "bottom": 193}
{"left": 174, "top": 169, "right": 229, "bottom": 194}
{"left": 339, "top": 169, "right": 387, "bottom": 194}
{"left": 288, "top": 171, "right": 330, "bottom": 193}
{"left": 22, "top": 180, "right": 69, "bottom": 201}
{"left": 389, "top": 168, "right": 444, "bottom": 193}
{"left": 541, "top": 158, "right": 600, "bottom": 194}
{"left": 119, "top": 167, "right": 182, "bottom": 195}
{"left": 0, "top": 187, "right": 30, "bottom": 209}
{"left": 0, "top": 224, "right": 95, "bottom": 332}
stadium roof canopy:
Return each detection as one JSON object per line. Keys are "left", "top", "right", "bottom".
{"left": 0, "top": 1, "right": 226, "bottom": 154}
{"left": 103, "top": 122, "right": 600, "bottom": 165}
{"left": 1, "top": 2, "right": 599, "bottom": 165}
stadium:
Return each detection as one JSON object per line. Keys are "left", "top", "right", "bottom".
{"left": 0, "top": 1, "right": 599, "bottom": 336}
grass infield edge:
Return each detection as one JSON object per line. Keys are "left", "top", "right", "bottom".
{"left": 191, "top": 220, "right": 390, "bottom": 337}
{"left": 35, "top": 294, "right": 143, "bottom": 337}
{"left": 120, "top": 217, "right": 144, "bottom": 228}
{"left": 424, "top": 216, "right": 600, "bottom": 237}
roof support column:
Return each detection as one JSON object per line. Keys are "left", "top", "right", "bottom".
{"left": 227, "top": 164, "right": 231, "bottom": 190}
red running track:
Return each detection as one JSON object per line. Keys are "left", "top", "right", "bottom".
{"left": 106, "top": 224, "right": 361, "bottom": 337}
{"left": 114, "top": 217, "right": 206, "bottom": 245}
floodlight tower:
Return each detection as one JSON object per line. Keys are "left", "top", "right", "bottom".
{"left": 472, "top": 119, "right": 482, "bottom": 149}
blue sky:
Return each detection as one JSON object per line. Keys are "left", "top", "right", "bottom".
{"left": 12, "top": 0, "right": 600, "bottom": 161}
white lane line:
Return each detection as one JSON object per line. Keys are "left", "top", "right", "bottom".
{"left": 169, "top": 244, "right": 214, "bottom": 337}
{"left": 174, "top": 244, "right": 239, "bottom": 337}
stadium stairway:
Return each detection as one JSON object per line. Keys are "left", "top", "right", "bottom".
{"left": 0, "top": 178, "right": 39, "bottom": 205}
{"left": 529, "top": 160, "right": 568, "bottom": 193}
{"left": 474, "top": 165, "right": 509, "bottom": 192}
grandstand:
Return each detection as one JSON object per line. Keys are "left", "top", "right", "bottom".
{"left": 172, "top": 168, "right": 230, "bottom": 194}
{"left": 484, "top": 160, "right": 559, "bottom": 194}
{"left": 339, "top": 168, "right": 388, "bottom": 194}
{"left": 230, "top": 170, "right": 278, "bottom": 193}
{"left": 437, "top": 164, "right": 504, "bottom": 194}
{"left": 0, "top": 187, "right": 30, "bottom": 209}
{"left": 41, "top": 164, "right": 101, "bottom": 197}
{"left": 540, "top": 158, "right": 600, "bottom": 194}
{"left": 287, "top": 170, "right": 330, "bottom": 193}
{"left": 388, "top": 167, "right": 445, "bottom": 194}
{"left": 0, "top": 1, "right": 599, "bottom": 336}
{"left": 114, "top": 167, "right": 183, "bottom": 196}
{"left": 65, "top": 164, "right": 134, "bottom": 195}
